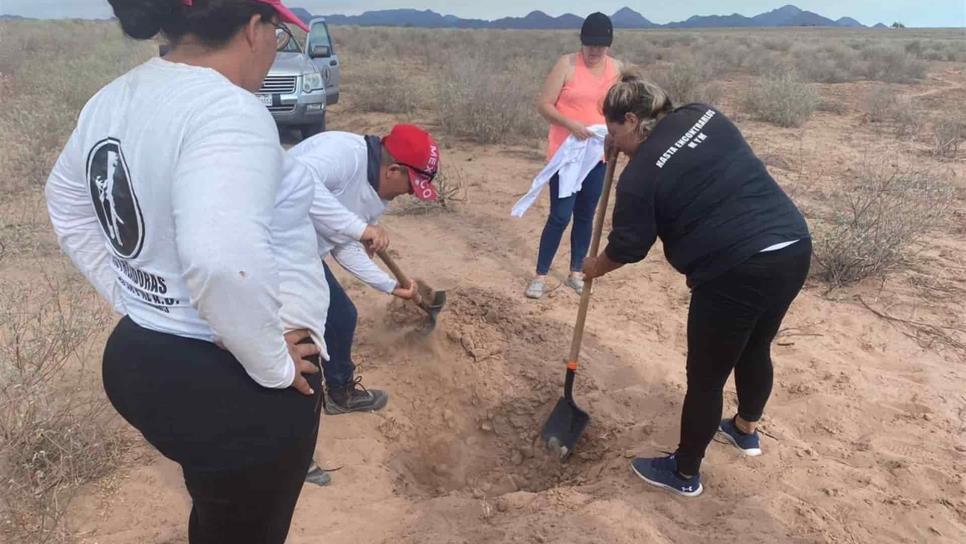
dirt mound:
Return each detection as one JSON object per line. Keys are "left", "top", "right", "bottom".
{"left": 378, "top": 287, "right": 621, "bottom": 499}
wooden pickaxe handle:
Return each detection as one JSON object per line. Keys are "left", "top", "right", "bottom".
{"left": 376, "top": 249, "right": 412, "bottom": 289}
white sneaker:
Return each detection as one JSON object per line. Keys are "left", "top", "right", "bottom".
{"left": 565, "top": 275, "right": 584, "bottom": 294}
{"left": 525, "top": 279, "right": 545, "bottom": 299}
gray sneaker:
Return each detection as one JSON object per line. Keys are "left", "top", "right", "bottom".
{"left": 305, "top": 462, "right": 332, "bottom": 486}
{"left": 324, "top": 377, "right": 389, "bottom": 415}
{"left": 525, "top": 278, "right": 545, "bottom": 299}
{"left": 565, "top": 275, "right": 584, "bottom": 294}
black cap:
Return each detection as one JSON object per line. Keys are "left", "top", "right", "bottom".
{"left": 580, "top": 12, "right": 613, "bottom": 47}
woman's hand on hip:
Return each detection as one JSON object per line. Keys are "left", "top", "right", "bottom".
{"left": 284, "top": 329, "right": 320, "bottom": 396}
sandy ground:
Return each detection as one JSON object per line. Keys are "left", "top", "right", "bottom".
{"left": 60, "top": 68, "right": 966, "bottom": 544}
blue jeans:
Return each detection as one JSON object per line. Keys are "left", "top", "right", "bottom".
{"left": 535, "top": 162, "right": 606, "bottom": 276}
{"left": 322, "top": 262, "right": 356, "bottom": 388}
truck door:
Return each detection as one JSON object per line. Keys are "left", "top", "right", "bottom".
{"left": 307, "top": 19, "right": 340, "bottom": 105}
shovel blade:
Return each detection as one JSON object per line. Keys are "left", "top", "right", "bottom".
{"left": 540, "top": 397, "right": 590, "bottom": 461}
{"left": 414, "top": 289, "right": 446, "bottom": 334}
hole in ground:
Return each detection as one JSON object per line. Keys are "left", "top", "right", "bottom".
{"left": 377, "top": 288, "right": 622, "bottom": 499}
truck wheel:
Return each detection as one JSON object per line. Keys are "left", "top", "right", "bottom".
{"left": 300, "top": 113, "right": 326, "bottom": 140}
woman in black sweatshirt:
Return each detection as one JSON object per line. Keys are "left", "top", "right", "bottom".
{"left": 583, "top": 71, "right": 811, "bottom": 497}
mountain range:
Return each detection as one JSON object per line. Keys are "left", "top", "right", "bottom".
{"left": 310, "top": 4, "right": 889, "bottom": 30}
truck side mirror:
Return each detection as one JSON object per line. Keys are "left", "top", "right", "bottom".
{"left": 310, "top": 44, "right": 331, "bottom": 58}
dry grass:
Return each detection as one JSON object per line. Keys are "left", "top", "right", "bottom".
{"left": 0, "top": 20, "right": 143, "bottom": 543}
{"left": 740, "top": 72, "right": 819, "bottom": 127}
{"left": 931, "top": 117, "right": 966, "bottom": 159}
{"left": 328, "top": 26, "right": 964, "bottom": 145}
{"left": 813, "top": 164, "right": 954, "bottom": 288}
{"left": 656, "top": 59, "right": 723, "bottom": 106}
{"left": 0, "top": 274, "right": 124, "bottom": 543}
{"left": 0, "top": 21, "right": 153, "bottom": 198}
{"left": 864, "top": 88, "right": 922, "bottom": 138}
{"left": 390, "top": 166, "right": 468, "bottom": 216}
{"left": 435, "top": 55, "right": 546, "bottom": 145}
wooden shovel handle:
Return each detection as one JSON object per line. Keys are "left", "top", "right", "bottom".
{"left": 376, "top": 250, "right": 412, "bottom": 288}
{"left": 567, "top": 153, "right": 618, "bottom": 366}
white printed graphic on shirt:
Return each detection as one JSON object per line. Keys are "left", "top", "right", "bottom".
{"left": 655, "top": 109, "right": 716, "bottom": 169}
{"left": 86, "top": 138, "right": 145, "bottom": 258}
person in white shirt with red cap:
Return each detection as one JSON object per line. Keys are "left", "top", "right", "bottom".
{"left": 43, "top": 1, "right": 378, "bottom": 541}
{"left": 289, "top": 124, "right": 440, "bottom": 420}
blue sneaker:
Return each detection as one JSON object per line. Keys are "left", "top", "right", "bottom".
{"left": 631, "top": 454, "right": 703, "bottom": 497}
{"left": 718, "top": 417, "right": 763, "bottom": 456}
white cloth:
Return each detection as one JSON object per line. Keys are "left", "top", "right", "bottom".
{"left": 45, "top": 57, "right": 326, "bottom": 389}
{"left": 288, "top": 132, "right": 397, "bottom": 294}
{"left": 511, "top": 124, "right": 608, "bottom": 217}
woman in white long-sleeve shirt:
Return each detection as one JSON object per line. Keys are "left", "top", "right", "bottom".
{"left": 44, "top": 1, "right": 329, "bottom": 542}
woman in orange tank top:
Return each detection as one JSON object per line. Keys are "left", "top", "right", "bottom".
{"left": 525, "top": 12, "right": 621, "bottom": 299}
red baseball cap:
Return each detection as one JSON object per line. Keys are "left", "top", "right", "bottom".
{"left": 256, "top": 0, "right": 309, "bottom": 32}
{"left": 180, "top": 0, "right": 309, "bottom": 32}
{"left": 383, "top": 124, "right": 440, "bottom": 201}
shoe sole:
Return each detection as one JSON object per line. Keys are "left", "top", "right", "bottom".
{"left": 323, "top": 394, "right": 390, "bottom": 416}
{"left": 717, "top": 426, "right": 763, "bottom": 456}
{"left": 631, "top": 463, "right": 704, "bottom": 497}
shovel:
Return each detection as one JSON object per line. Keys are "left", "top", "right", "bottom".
{"left": 377, "top": 249, "right": 447, "bottom": 333}
{"left": 540, "top": 152, "right": 618, "bottom": 461}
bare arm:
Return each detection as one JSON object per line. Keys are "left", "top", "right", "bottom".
{"left": 536, "top": 55, "right": 591, "bottom": 140}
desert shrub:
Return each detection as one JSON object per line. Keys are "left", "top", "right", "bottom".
{"left": 740, "top": 72, "right": 819, "bottom": 128}
{"left": 0, "top": 276, "right": 125, "bottom": 543}
{"left": 931, "top": 117, "right": 966, "bottom": 158}
{"left": 762, "top": 37, "right": 793, "bottom": 53}
{"left": 346, "top": 60, "right": 426, "bottom": 115}
{"left": 859, "top": 45, "right": 926, "bottom": 83}
{"left": 435, "top": 55, "right": 545, "bottom": 145}
{"left": 793, "top": 43, "right": 859, "bottom": 83}
{"left": 692, "top": 38, "right": 747, "bottom": 77}
{"left": 390, "top": 165, "right": 467, "bottom": 215}
{"left": 866, "top": 88, "right": 900, "bottom": 123}
{"left": 656, "top": 60, "right": 721, "bottom": 106}
{"left": 891, "top": 104, "right": 922, "bottom": 139}
{"left": 813, "top": 165, "right": 953, "bottom": 287}
{"left": 616, "top": 38, "right": 661, "bottom": 67}
{"left": 864, "top": 88, "right": 922, "bottom": 137}
{"left": 745, "top": 46, "right": 787, "bottom": 76}
{"left": 903, "top": 39, "right": 966, "bottom": 62}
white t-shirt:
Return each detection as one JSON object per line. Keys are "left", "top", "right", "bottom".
{"left": 288, "top": 132, "right": 397, "bottom": 294}
{"left": 45, "top": 57, "right": 326, "bottom": 389}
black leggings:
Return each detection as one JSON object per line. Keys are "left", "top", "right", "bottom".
{"left": 102, "top": 317, "right": 322, "bottom": 543}
{"left": 676, "top": 240, "right": 811, "bottom": 475}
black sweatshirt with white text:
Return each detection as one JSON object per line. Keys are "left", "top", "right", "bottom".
{"left": 604, "top": 104, "right": 810, "bottom": 287}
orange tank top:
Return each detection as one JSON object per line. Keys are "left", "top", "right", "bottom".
{"left": 547, "top": 53, "right": 618, "bottom": 160}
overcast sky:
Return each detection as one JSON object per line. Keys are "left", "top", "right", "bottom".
{"left": 2, "top": 1, "right": 964, "bottom": 28}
